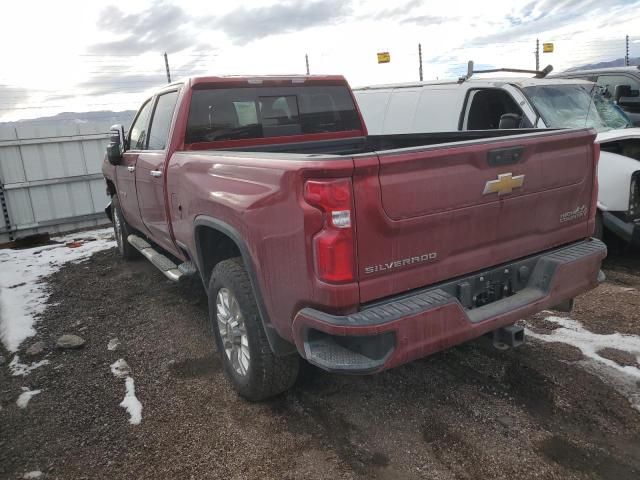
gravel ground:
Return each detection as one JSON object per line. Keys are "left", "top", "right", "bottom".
{"left": 1, "top": 238, "right": 639, "bottom": 479}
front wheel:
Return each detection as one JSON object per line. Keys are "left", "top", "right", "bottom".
{"left": 208, "top": 258, "right": 299, "bottom": 401}
{"left": 111, "top": 195, "right": 138, "bottom": 260}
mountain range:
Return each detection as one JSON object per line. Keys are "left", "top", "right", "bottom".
{"left": 564, "top": 57, "right": 639, "bottom": 72}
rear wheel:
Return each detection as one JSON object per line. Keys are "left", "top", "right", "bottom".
{"left": 209, "top": 258, "right": 299, "bottom": 401}
{"left": 111, "top": 195, "right": 138, "bottom": 260}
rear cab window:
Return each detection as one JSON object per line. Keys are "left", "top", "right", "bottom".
{"left": 184, "top": 84, "right": 362, "bottom": 146}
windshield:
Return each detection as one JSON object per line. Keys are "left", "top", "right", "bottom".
{"left": 523, "top": 84, "right": 631, "bottom": 132}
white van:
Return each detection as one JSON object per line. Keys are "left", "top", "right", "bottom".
{"left": 354, "top": 76, "right": 640, "bottom": 246}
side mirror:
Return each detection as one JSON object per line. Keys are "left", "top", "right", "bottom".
{"left": 106, "top": 124, "right": 126, "bottom": 165}
{"left": 498, "top": 113, "right": 522, "bottom": 129}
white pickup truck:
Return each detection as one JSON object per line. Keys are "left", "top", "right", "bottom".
{"left": 354, "top": 75, "right": 640, "bottom": 246}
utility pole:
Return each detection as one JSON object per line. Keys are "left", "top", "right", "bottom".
{"left": 626, "top": 35, "right": 630, "bottom": 66}
{"left": 164, "top": 52, "right": 171, "bottom": 83}
{"left": 418, "top": 43, "right": 423, "bottom": 81}
{"left": 535, "top": 38, "right": 540, "bottom": 71}
{"left": 305, "top": 53, "right": 310, "bottom": 75}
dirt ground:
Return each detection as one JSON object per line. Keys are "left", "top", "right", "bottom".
{"left": 1, "top": 237, "right": 640, "bottom": 480}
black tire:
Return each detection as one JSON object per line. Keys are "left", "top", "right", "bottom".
{"left": 111, "top": 195, "right": 138, "bottom": 260}
{"left": 594, "top": 210, "right": 604, "bottom": 240}
{"left": 208, "top": 257, "right": 299, "bottom": 401}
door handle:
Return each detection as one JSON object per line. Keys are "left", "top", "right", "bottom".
{"left": 127, "top": 166, "right": 135, "bottom": 173}
{"left": 150, "top": 170, "right": 163, "bottom": 178}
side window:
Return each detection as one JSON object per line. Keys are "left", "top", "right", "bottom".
{"left": 147, "top": 91, "right": 179, "bottom": 150}
{"left": 129, "top": 100, "right": 153, "bottom": 150}
{"left": 465, "top": 89, "right": 523, "bottom": 130}
{"left": 597, "top": 75, "right": 640, "bottom": 98}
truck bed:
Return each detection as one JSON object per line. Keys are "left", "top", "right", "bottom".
{"left": 202, "top": 129, "right": 545, "bottom": 156}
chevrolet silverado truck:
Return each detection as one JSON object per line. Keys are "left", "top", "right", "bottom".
{"left": 102, "top": 75, "right": 606, "bottom": 401}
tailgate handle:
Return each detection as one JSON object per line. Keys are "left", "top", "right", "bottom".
{"left": 487, "top": 146, "right": 524, "bottom": 167}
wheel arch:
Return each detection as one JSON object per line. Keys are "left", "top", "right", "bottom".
{"left": 193, "top": 216, "right": 296, "bottom": 356}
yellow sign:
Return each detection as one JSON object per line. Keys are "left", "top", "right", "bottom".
{"left": 543, "top": 43, "right": 554, "bottom": 53}
{"left": 377, "top": 52, "right": 390, "bottom": 63}
{"left": 483, "top": 173, "right": 525, "bottom": 196}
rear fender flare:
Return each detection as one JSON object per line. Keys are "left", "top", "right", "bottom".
{"left": 193, "top": 216, "right": 296, "bottom": 356}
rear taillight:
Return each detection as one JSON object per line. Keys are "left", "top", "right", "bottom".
{"left": 304, "top": 179, "right": 355, "bottom": 283}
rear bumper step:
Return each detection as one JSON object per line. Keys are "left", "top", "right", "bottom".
{"left": 293, "top": 238, "right": 607, "bottom": 374}
{"left": 127, "top": 234, "right": 194, "bottom": 282}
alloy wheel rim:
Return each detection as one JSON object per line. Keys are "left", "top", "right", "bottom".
{"left": 216, "top": 288, "right": 250, "bottom": 376}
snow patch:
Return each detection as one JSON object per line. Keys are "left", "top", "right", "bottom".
{"left": 16, "top": 388, "right": 41, "bottom": 409}
{"left": 22, "top": 471, "right": 43, "bottom": 479}
{"left": 110, "top": 359, "right": 131, "bottom": 378}
{"left": 107, "top": 338, "right": 120, "bottom": 351}
{"left": 527, "top": 315, "right": 640, "bottom": 410}
{"left": 0, "top": 228, "right": 115, "bottom": 352}
{"left": 9, "top": 355, "right": 50, "bottom": 376}
{"left": 119, "top": 376, "right": 142, "bottom": 425}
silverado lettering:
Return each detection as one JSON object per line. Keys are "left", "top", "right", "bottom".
{"left": 102, "top": 74, "right": 606, "bottom": 401}
{"left": 364, "top": 253, "right": 438, "bottom": 274}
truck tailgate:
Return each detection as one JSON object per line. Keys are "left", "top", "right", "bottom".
{"left": 353, "top": 129, "right": 598, "bottom": 303}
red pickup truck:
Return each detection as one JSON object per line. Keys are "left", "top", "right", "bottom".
{"left": 102, "top": 75, "right": 606, "bottom": 400}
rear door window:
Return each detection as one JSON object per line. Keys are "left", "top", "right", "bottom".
{"left": 185, "top": 85, "right": 361, "bottom": 144}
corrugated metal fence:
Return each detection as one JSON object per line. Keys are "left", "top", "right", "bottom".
{"left": 0, "top": 122, "right": 114, "bottom": 243}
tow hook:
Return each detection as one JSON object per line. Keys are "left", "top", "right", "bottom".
{"left": 491, "top": 325, "right": 525, "bottom": 350}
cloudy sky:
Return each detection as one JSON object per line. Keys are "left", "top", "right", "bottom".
{"left": 1, "top": 0, "right": 639, "bottom": 122}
